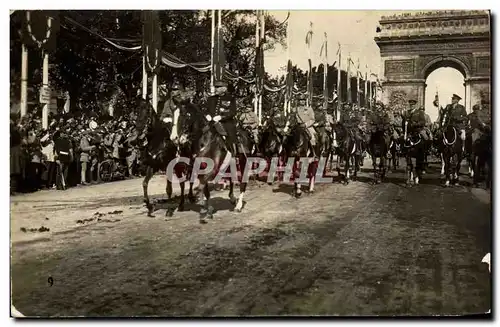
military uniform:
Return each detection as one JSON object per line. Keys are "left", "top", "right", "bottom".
{"left": 402, "top": 100, "right": 427, "bottom": 140}
{"left": 314, "top": 109, "right": 334, "bottom": 133}
{"left": 206, "top": 83, "right": 239, "bottom": 154}
{"left": 238, "top": 106, "right": 260, "bottom": 145}
{"left": 441, "top": 94, "right": 468, "bottom": 140}
{"left": 392, "top": 113, "right": 403, "bottom": 140}
{"left": 296, "top": 95, "right": 317, "bottom": 148}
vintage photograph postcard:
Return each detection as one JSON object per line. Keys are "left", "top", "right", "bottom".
{"left": 9, "top": 9, "right": 491, "bottom": 317}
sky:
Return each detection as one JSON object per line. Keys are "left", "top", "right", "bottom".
{"left": 425, "top": 68, "right": 465, "bottom": 122}
{"left": 264, "top": 10, "right": 467, "bottom": 118}
{"left": 264, "top": 10, "right": 399, "bottom": 78}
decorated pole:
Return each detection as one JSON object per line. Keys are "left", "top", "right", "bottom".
{"left": 284, "top": 11, "right": 291, "bottom": 116}
{"left": 356, "top": 59, "right": 360, "bottom": 105}
{"left": 258, "top": 10, "right": 265, "bottom": 126}
{"left": 364, "top": 65, "right": 368, "bottom": 108}
{"left": 142, "top": 10, "right": 161, "bottom": 111}
{"left": 305, "top": 22, "right": 313, "bottom": 107}
{"left": 254, "top": 10, "right": 260, "bottom": 117}
{"left": 367, "top": 73, "right": 371, "bottom": 110}
{"left": 42, "top": 49, "right": 49, "bottom": 129}
{"left": 142, "top": 55, "right": 147, "bottom": 100}
{"left": 347, "top": 54, "right": 351, "bottom": 104}
{"left": 210, "top": 10, "right": 215, "bottom": 94}
{"left": 21, "top": 11, "right": 59, "bottom": 126}
{"left": 20, "top": 43, "right": 28, "bottom": 118}
{"left": 322, "top": 32, "right": 328, "bottom": 111}
{"left": 336, "top": 43, "right": 341, "bottom": 122}
{"left": 152, "top": 73, "right": 158, "bottom": 112}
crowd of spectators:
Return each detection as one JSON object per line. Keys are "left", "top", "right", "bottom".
{"left": 10, "top": 109, "right": 147, "bottom": 195}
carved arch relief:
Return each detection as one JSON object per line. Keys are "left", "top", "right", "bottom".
{"left": 389, "top": 90, "right": 408, "bottom": 112}
{"left": 419, "top": 55, "right": 472, "bottom": 79}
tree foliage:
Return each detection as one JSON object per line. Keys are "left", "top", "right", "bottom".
{"left": 10, "top": 10, "right": 287, "bottom": 114}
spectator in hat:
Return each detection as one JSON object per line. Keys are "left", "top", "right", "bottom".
{"left": 79, "top": 129, "right": 96, "bottom": 185}
{"left": 54, "top": 130, "right": 73, "bottom": 190}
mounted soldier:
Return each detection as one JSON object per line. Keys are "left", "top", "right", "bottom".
{"left": 206, "top": 80, "right": 239, "bottom": 155}
{"left": 237, "top": 96, "right": 260, "bottom": 149}
{"left": 295, "top": 94, "right": 318, "bottom": 157}
{"left": 402, "top": 99, "right": 427, "bottom": 140}
{"left": 419, "top": 106, "right": 433, "bottom": 141}
{"left": 440, "top": 94, "right": 468, "bottom": 140}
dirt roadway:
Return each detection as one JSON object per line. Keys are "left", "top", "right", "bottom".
{"left": 11, "top": 163, "right": 491, "bottom": 316}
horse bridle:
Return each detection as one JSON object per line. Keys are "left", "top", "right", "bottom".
{"left": 442, "top": 125, "right": 457, "bottom": 146}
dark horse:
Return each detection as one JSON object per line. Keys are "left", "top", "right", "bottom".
{"left": 368, "top": 128, "right": 391, "bottom": 184}
{"left": 281, "top": 112, "right": 318, "bottom": 196}
{"left": 387, "top": 135, "right": 401, "bottom": 172}
{"left": 401, "top": 126, "right": 426, "bottom": 186}
{"left": 258, "top": 113, "right": 285, "bottom": 184}
{"left": 467, "top": 126, "right": 492, "bottom": 188}
{"left": 164, "top": 100, "right": 205, "bottom": 216}
{"left": 332, "top": 122, "right": 360, "bottom": 185}
{"left": 136, "top": 99, "right": 179, "bottom": 217}
{"left": 193, "top": 114, "right": 253, "bottom": 223}
{"left": 439, "top": 115, "right": 465, "bottom": 187}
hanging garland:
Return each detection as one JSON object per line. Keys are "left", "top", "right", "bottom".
{"left": 21, "top": 10, "right": 60, "bottom": 52}
{"left": 141, "top": 10, "right": 162, "bottom": 74}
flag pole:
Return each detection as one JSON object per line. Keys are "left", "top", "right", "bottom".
{"left": 356, "top": 58, "right": 360, "bottom": 105}
{"left": 365, "top": 65, "right": 369, "bottom": 108}
{"left": 322, "top": 32, "right": 328, "bottom": 112}
{"left": 306, "top": 22, "right": 313, "bottom": 107}
{"left": 284, "top": 11, "right": 290, "bottom": 116}
{"left": 20, "top": 43, "right": 28, "bottom": 118}
{"left": 210, "top": 10, "right": 215, "bottom": 95}
{"left": 347, "top": 53, "right": 351, "bottom": 104}
{"left": 336, "top": 43, "right": 341, "bottom": 122}
{"left": 258, "top": 10, "right": 265, "bottom": 126}
{"left": 254, "top": 10, "right": 260, "bottom": 117}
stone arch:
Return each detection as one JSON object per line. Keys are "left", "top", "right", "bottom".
{"left": 375, "top": 11, "right": 490, "bottom": 112}
{"left": 420, "top": 56, "right": 470, "bottom": 80}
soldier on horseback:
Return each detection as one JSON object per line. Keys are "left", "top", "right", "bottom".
{"left": 441, "top": 94, "right": 468, "bottom": 140}
{"left": 206, "top": 80, "right": 239, "bottom": 155}
{"left": 419, "top": 106, "right": 433, "bottom": 141}
{"left": 295, "top": 94, "right": 318, "bottom": 157}
{"left": 402, "top": 99, "right": 427, "bottom": 140}
{"left": 237, "top": 96, "right": 260, "bottom": 148}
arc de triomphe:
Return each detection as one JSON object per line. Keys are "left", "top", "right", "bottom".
{"left": 374, "top": 10, "right": 490, "bottom": 112}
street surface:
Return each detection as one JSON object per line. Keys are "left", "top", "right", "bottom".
{"left": 10, "top": 159, "right": 491, "bottom": 316}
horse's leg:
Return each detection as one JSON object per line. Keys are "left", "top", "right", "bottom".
{"left": 294, "top": 158, "right": 303, "bottom": 197}
{"left": 379, "top": 155, "right": 385, "bottom": 183}
{"left": 443, "top": 152, "right": 451, "bottom": 187}
{"left": 453, "top": 152, "right": 461, "bottom": 186}
{"left": 336, "top": 153, "right": 342, "bottom": 179}
{"left": 309, "top": 160, "right": 317, "bottom": 193}
{"left": 372, "top": 155, "right": 376, "bottom": 182}
{"left": 344, "top": 153, "right": 350, "bottom": 185}
{"left": 405, "top": 156, "right": 412, "bottom": 186}
{"left": 440, "top": 152, "right": 445, "bottom": 176}
{"left": 166, "top": 179, "right": 173, "bottom": 199}
{"left": 198, "top": 180, "right": 213, "bottom": 223}
{"left": 235, "top": 180, "right": 247, "bottom": 212}
{"left": 142, "top": 166, "right": 155, "bottom": 217}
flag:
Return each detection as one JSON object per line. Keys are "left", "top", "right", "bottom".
{"left": 433, "top": 91, "right": 439, "bottom": 107}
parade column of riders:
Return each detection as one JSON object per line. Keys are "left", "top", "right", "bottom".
{"left": 140, "top": 80, "right": 491, "bottom": 187}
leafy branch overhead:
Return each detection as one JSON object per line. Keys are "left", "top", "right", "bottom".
{"left": 10, "top": 10, "right": 286, "bottom": 109}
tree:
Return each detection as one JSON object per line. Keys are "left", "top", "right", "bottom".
{"left": 10, "top": 10, "right": 287, "bottom": 115}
